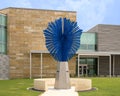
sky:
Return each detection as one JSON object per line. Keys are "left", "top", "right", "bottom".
{"left": 0, "top": 0, "right": 120, "bottom": 31}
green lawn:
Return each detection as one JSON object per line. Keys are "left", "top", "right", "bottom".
{"left": 79, "top": 77, "right": 120, "bottom": 96}
{"left": 0, "top": 79, "right": 41, "bottom": 96}
{"left": 0, "top": 78, "right": 120, "bottom": 96}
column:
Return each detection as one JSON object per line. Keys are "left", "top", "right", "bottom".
{"left": 109, "top": 55, "right": 111, "bottom": 77}
{"left": 113, "top": 55, "right": 115, "bottom": 77}
{"left": 97, "top": 56, "right": 99, "bottom": 76}
{"left": 78, "top": 54, "right": 80, "bottom": 77}
{"left": 40, "top": 53, "right": 43, "bottom": 78}
{"left": 30, "top": 52, "right": 32, "bottom": 79}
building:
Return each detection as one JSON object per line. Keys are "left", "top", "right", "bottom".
{"left": 0, "top": 7, "right": 120, "bottom": 79}
{"left": 0, "top": 7, "right": 76, "bottom": 79}
{"left": 85, "top": 24, "right": 120, "bottom": 77}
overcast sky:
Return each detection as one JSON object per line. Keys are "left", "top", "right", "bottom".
{"left": 0, "top": 0, "right": 120, "bottom": 31}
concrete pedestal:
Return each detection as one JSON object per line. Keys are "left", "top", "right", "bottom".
{"left": 54, "top": 62, "right": 71, "bottom": 89}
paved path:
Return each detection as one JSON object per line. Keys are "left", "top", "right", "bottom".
{"left": 40, "top": 87, "right": 78, "bottom": 96}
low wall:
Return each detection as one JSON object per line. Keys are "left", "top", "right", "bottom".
{"left": 0, "top": 54, "right": 9, "bottom": 80}
{"left": 34, "top": 78, "right": 92, "bottom": 91}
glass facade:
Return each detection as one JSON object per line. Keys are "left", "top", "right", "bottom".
{"left": 81, "top": 58, "right": 97, "bottom": 76}
{"left": 79, "top": 32, "right": 97, "bottom": 51}
{"left": 76, "top": 32, "right": 98, "bottom": 76}
{"left": 0, "top": 14, "right": 7, "bottom": 54}
{"left": 76, "top": 58, "right": 97, "bottom": 76}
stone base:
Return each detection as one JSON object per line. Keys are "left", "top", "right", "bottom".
{"left": 54, "top": 62, "right": 71, "bottom": 89}
{"left": 34, "top": 78, "right": 92, "bottom": 91}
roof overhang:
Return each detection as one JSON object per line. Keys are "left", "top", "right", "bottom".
{"left": 30, "top": 50, "right": 120, "bottom": 56}
{"left": 30, "top": 50, "right": 49, "bottom": 53}
{"left": 77, "top": 51, "right": 111, "bottom": 56}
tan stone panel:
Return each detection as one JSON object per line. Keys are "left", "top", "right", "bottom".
{"left": 0, "top": 8, "right": 76, "bottom": 78}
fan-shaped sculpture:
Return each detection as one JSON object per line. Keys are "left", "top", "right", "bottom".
{"left": 44, "top": 18, "right": 82, "bottom": 89}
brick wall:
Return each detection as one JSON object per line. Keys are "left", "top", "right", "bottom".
{"left": 1, "top": 7, "right": 76, "bottom": 78}
{"left": 31, "top": 53, "right": 76, "bottom": 78}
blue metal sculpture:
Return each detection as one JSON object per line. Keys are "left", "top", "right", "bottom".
{"left": 44, "top": 18, "right": 82, "bottom": 61}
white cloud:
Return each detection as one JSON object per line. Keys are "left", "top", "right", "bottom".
{"left": 5, "top": 0, "right": 114, "bottom": 31}
{"left": 55, "top": 0, "right": 114, "bottom": 31}
{"left": 9, "top": 0, "right": 32, "bottom": 8}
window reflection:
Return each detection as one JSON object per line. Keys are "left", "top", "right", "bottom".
{"left": 79, "top": 33, "right": 97, "bottom": 51}
{"left": 0, "top": 14, "right": 7, "bottom": 54}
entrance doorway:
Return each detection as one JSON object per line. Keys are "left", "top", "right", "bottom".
{"left": 79, "top": 64, "right": 88, "bottom": 76}
{"left": 77, "top": 58, "right": 97, "bottom": 77}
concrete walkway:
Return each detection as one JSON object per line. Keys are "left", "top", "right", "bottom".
{"left": 40, "top": 87, "right": 78, "bottom": 96}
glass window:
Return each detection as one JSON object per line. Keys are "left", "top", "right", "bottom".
{"left": 80, "top": 58, "right": 86, "bottom": 64}
{"left": 87, "top": 59, "right": 94, "bottom": 65}
{"left": 0, "top": 14, "right": 7, "bottom": 54}
{"left": 88, "top": 45, "right": 95, "bottom": 50}
{"left": 79, "top": 32, "right": 97, "bottom": 51}
{"left": 0, "top": 29, "right": 1, "bottom": 41}
{"left": 0, "top": 44, "right": 6, "bottom": 54}
{"left": 80, "top": 33, "right": 96, "bottom": 45}
{"left": 80, "top": 44, "right": 87, "bottom": 50}
{"left": 0, "top": 27, "right": 6, "bottom": 42}
{"left": 0, "top": 15, "right": 6, "bottom": 26}
{"left": 76, "top": 58, "right": 97, "bottom": 76}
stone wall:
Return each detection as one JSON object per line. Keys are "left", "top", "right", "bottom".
{"left": 1, "top": 7, "right": 76, "bottom": 78}
{"left": 87, "top": 24, "right": 120, "bottom": 52}
{"left": 31, "top": 54, "right": 76, "bottom": 78}
{"left": 0, "top": 54, "right": 9, "bottom": 80}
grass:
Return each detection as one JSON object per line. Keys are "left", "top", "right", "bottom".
{"left": 79, "top": 77, "right": 120, "bottom": 96}
{"left": 0, "top": 78, "right": 120, "bottom": 96}
{"left": 0, "top": 79, "right": 42, "bottom": 96}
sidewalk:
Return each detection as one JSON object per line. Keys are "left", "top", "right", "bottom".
{"left": 40, "top": 87, "right": 78, "bottom": 96}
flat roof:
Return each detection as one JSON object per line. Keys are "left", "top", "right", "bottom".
{"left": 30, "top": 50, "right": 120, "bottom": 56}
{"left": 0, "top": 7, "right": 76, "bottom": 13}
{"left": 0, "top": 12, "right": 6, "bottom": 15}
